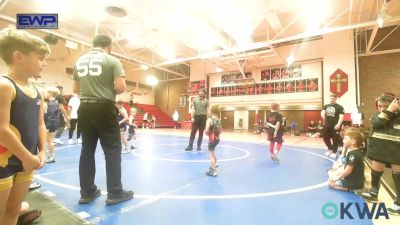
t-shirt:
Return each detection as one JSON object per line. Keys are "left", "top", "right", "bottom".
{"left": 68, "top": 96, "right": 80, "bottom": 119}
{"left": 322, "top": 103, "right": 344, "bottom": 128}
{"left": 172, "top": 112, "right": 179, "bottom": 121}
{"left": 45, "top": 99, "right": 60, "bottom": 127}
{"left": 193, "top": 98, "right": 209, "bottom": 116}
{"left": 308, "top": 123, "right": 317, "bottom": 132}
{"left": 55, "top": 94, "right": 66, "bottom": 105}
{"left": 344, "top": 150, "right": 365, "bottom": 189}
{"left": 266, "top": 111, "right": 283, "bottom": 134}
{"left": 55, "top": 94, "right": 65, "bottom": 120}
{"left": 73, "top": 48, "right": 125, "bottom": 101}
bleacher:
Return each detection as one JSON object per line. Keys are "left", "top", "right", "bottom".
{"left": 122, "top": 103, "right": 175, "bottom": 128}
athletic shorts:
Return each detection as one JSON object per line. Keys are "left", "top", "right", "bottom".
{"left": 128, "top": 125, "right": 135, "bottom": 135}
{"left": 120, "top": 124, "right": 127, "bottom": 132}
{"left": 208, "top": 139, "right": 220, "bottom": 151}
{"left": 338, "top": 179, "right": 363, "bottom": 190}
{"left": 0, "top": 165, "right": 34, "bottom": 190}
{"left": 46, "top": 123, "right": 57, "bottom": 133}
{"left": 368, "top": 156, "right": 398, "bottom": 168}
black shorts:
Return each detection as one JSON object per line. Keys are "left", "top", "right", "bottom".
{"left": 340, "top": 179, "right": 364, "bottom": 190}
{"left": 0, "top": 164, "right": 23, "bottom": 179}
{"left": 368, "top": 156, "right": 398, "bottom": 168}
{"left": 119, "top": 124, "right": 127, "bottom": 132}
{"left": 208, "top": 139, "right": 220, "bottom": 151}
{"left": 267, "top": 132, "right": 284, "bottom": 143}
{"left": 128, "top": 125, "right": 135, "bottom": 135}
{"left": 46, "top": 124, "right": 57, "bottom": 133}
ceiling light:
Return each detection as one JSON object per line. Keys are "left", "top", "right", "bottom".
{"left": 65, "top": 40, "right": 78, "bottom": 50}
{"left": 377, "top": 14, "right": 384, "bottom": 28}
{"left": 287, "top": 55, "right": 295, "bottom": 65}
{"left": 141, "top": 64, "right": 149, "bottom": 71}
{"left": 377, "top": 0, "right": 390, "bottom": 28}
{"left": 105, "top": 5, "right": 127, "bottom": 17}
{"left": 216, "top": 67, "right": 223, "bottom": 73}
{"left": 158, "top": 47, "right": 176, "bottom": 60}
{"left": 146, "top": 76, "right": 158, "bottom": 86}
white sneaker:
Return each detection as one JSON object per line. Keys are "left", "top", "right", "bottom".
{"left": 77, "top": 139, "right": 82, "bottom": 144}
{"left": 68, "top": 139, "right": 74, "bottom": 144}
{"left": 122, "top": 148, "right": 131, "bottom": 154}
{"left": 388, "top": 203, "right": 400, "bottom": 215}
{"left": 329, "top": 153, "right": 337, "bottom": 158}
{"left": 46, "top": 155, "right": 55, "bottom": 163}
{"left": 273, "top": 150, "right": 280, "bottom": 161}
{"left": 325, "top": 151, "right": 332, "bottom": 156}
{"left": 53, "top": 138, "right": 63, "bottom": 145}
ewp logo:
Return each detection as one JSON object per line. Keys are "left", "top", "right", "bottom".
{"left": 17, "top": 14, "right": 58, "bottom": 29}
{"left": 322, "top": 202, "right": 389, "bottom": 220}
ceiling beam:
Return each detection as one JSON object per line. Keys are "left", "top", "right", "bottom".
{"left": 355, "top": 0, "right": 365, "bottom": 35}
{"left": 155, "top": 16, "right": 400, "bottom": 67}
{"left": 271, "top": 12, "right": 304, "bottom": 41}
{"left": 205, "top": 19, "right": 237, "bottom": 49}
{"left": 158, "top": 77, "right": 189, "bottom": 82}
{"left": 371, "top": 24, "right": 400, "bottom": 52}
{"left": 0, "top": 13, "right": 190, "bottom": 79}
{"left": 0, "top": 0, "right": 11, "bottom": 11}
{"left": 359, "top": 47, "right": 400, "bottom": 56}
{"left": 388, "top": 0, "right": 400, "bottom": 14}
{"left": 324, "top": 6, "right": 351, "bottom": 28}
{"left": 366, "top": 25, "right": 378, "bottom": 53}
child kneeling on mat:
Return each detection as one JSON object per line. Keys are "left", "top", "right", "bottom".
{"left": 328, "top": 128, "right": 365, "bottom": 191}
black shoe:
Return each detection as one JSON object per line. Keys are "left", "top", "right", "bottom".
{"left": 79, "top": 189, "right": 101, "bottom": 204}
{"left": 197, "top": 146, "right": 201, "bottom": 151}
{"left": 106, "top": 190, "right": 134, "bottom": 205}
{"left": 185, "top": 146, "right": 193, "bottom": 151}
{"left": 17, "top": 209, "right": 42, "bottom": 225}
{"left": 206, "top": 169, "right": 217, "bottom": 177}
{"left": 355, "top": 191, "right": 378, "bottom": 202}
{"left": 130, "top": 145, "right": 136, "bottom": 150}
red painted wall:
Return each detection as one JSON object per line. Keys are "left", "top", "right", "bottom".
{"left": 303, "top": 110, "right": 322, "bottom": 131}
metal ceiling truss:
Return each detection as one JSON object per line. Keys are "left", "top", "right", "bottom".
{"left": 0, "top": 13, "right": 188, "bottom": 81}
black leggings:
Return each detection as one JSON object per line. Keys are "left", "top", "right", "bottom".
{"left": 69, "top": 118, "right": 81, "bottom": 139}
{"left": 323, "top": 126, "right": 341, "bottom": 153}
{"left": 188, "top": 115, "right": 207, "bottom": 147}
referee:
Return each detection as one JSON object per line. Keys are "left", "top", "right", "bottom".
{"left": 185, "top": 89, "right": 209, "bottom": 151}
{"left": 73, "top": 34, "right": 133, "bottom": 205}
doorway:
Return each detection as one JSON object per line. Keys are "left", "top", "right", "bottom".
{"left": 221, "top": 111, "right": 234, "bottom": 130}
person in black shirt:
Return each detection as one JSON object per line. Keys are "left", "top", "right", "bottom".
{"left": 321, "top": 94, "right": 344, "bottom": 158}
{"left": 306, "top": 120, "right": 317, "bottom": 136}
{"left": 266, "top": 102, "right": 284, "bottom": 161}
{"left": 357, "top": 93, "right": 400, "bottom": 215}
{"left": 53, "top": 85, "right": 70, "bottom": 145}
{"left": 329, "top": 128, "right": 365, "bottom": 191}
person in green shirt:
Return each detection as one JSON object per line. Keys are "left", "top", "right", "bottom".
{"left": 73, "top": 34, "right": 133, "bottom": 205}
{"left": 185, "top": 89, "right": 209, "bottom": 151}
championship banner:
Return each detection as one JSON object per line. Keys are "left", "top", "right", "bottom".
{"left": 330, "top": 69, "right": 348, "bottom": 98}
{"left": 187, "top": 80, "right": 205, "bottom": 96}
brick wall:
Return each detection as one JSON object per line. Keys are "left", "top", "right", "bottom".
{"left": 155, "top": 80, "right": 189, "bottom": 122}
{"left": 358, "top": 53, "right": 400, "bottom": 127}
